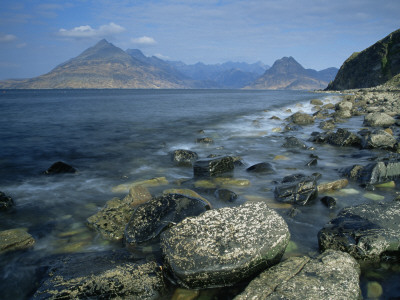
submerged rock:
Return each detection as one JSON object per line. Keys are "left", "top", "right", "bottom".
{"left": 33, "top": 250, "right": 166, "bottom": 299}
{"left": 282, "top": 136, "right": 307, "bottom": 149}
{"left": 246, "top": 162, "right": 275, "bottom": 174}
{"left": 125, "top": 193, "right": 210, "bottom": 247}
{"left": 172, "top": 149, "right": 198, "bottom": 166}
{"left": 320, "top": 196, "right": 337, "bottom": 209}
{"left": 318, "top": 201, "right": 400, "bottom": 260}
{"left": 0, "top": 191, "right": 14, "bottom": 211}
{"left": 193, "top": 156, "right": 234, "bottom": 178}
{"left": 274, "top": 174, "right": 318, "bottom": 205}
{"left": 214, "top": 188, "right": 238, "bottom": 202}
{"left": 0, "top": 228, "right": 35, "bottom": 254}
{"left": 87, "top": 185, "right": 152, "bottom": 241}
{"left": 234, "top": 250, "right": 360, "bottom": 300}
{"left": 43, "top": 161, "right": 77, "bottom": 175}
{"left": 161, "top": 201, "right": 290, "bottom": 289}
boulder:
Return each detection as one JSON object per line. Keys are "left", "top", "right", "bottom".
{"left": 124, "top": 193, "right": 210, "bottom": 247}
{"left": 0, "top": 191, "right": 14, "bottom": 211}
{"left": 361, "top": 129, "right": 398, "bottom": 150}
{"left": 246, "top": 162, "right": 275, "bottom": 174}
{"left": 172, "top": 149, "right": 198, "bottom": 166}
{"left": 87, "top": 185, "right": 152, "bottom": 241}
{"left": 363, "top": 112, "right": 396, "bottom": 127}
{"left": 356, "top": 159, "right": 400, "bottom": 185}
{"left": 318, "top": 201, "right": 400, "bottom": 260}
{"left": 282, "top": 136, "right": 307, "bottom": 149}
{"left": 318, "top": 119, "right": 336, "bottom": 130}
{"left": 310, "top": 99, "right": 323, "bottom": 105}
{"left": 327, "top": 128, "right": 362, "bottom": 147}
{"left": 335, "top": 100, "right": 353, "bottom": 111}
{"left": 289, "top": 112, "right": 314, "bottom": 125}
{"left": 274, "top": 174, "right": 318, "bottom": 205}
{"left": 33, "top": 250, "right": 166, "bottom": 299}
{"left": 43, "top": 161, "right": 77, "bottom": 175}
{"left": 234, "top": 250, "right": 360, "bottom": 300}
{"left": 0, "top": 228, "right": 35, "bottom": 254}
{"left": 193, "top": 156, "right": 234, "bottom": 178}
{"left": 161, "top": 201, "right": 290, "bottom": 289}
{"left": 214, "top": 188, "right": 238, "bottom": 202}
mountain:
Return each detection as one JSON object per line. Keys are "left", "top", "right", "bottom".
{"left": 327, "top": 28, "right": 400, "bottom": 90}
{"left": 246, "top": 57, "right": 337, "bottom": 90}
{"left": 0, "top": 39, "right": 187, "bottom": 89}
{"left": 166, "top": 60, "right": 269, "bottom": 88}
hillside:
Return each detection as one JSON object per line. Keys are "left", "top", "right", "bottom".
{"left": 327, "top": 28, "right": 400, "bottom": 90}
{"left": 0, "top": 40, "right": 187, "bottom": 89}
{"left": 246, "top": 57, "right": 336, "bottom": 90}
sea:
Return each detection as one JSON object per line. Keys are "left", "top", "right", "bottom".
{"left": 0, "top": 89, "right": 399, "bottom": 299}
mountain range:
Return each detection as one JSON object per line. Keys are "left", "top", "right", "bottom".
{"left": 0, "top": 39, "right": 338, "bottom": 90}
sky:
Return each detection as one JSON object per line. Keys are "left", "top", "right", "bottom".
{"left": 0, "top": 0, "right": 399, "bottom": 80}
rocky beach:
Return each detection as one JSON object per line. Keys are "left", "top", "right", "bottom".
{"left": 1, "top": 86, "right": 399, "bottom": 299}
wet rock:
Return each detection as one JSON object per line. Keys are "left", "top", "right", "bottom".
{"left": 246, "top": 162, "right": 275, "bottom": 174}
{"left": 87, "top": 185, "right": 152, "bottom": 241}
{"left": 196, "top": 137, "right": 214, "bottom": 144}
{"left": 327, "top": 128, "right": 362, "bottom": 147}
{"left": 172, "top": 149, "right": 198, "bottom": 166}
{"left": 320, "top": 196, "right": 336, "bottom": 208}
{"left": 310, "top": 99, "right": 323, "bottom": 105}
{"left": 0, "top": 228, "right": 35, "bottom": 254}
{"left": 354, "top": 159, "right": 400, "bottom": 185}
{"left": 274, "top": 174, "right": 318, "bottom": 205}
{"left": 282, "top": 136, "right": 307, "bottom": 149}
{"left": 305, "top": 158, "right": 318, "bottom": 167}
{"left": 33, "top": 250, "right": 166, "bottom": 299}
{"left": 234, "top": 250, "right": 360, "bottom": 300}
{"left": 289, "top": 112, "right": 314, "bottom": 125}
{"left": 214, "top": 188, "right": 238, "bottom": 202}
{"left": 0, "top": 191, "right": 14, "bottom": 211}
{"left": 193, "top": 156, "right": 234, "bottom": 178}
{"left": 112, "top": 177, "right": 168, "bottom": 193}
{"left": 318, "top": 201, "right": 400, "bottom": 260}
{"left": 161, "top": 202, "right": 290, "bottom": 289}
{"left": 43, "top": 161, "right": 77, "bottom": 175}
{"left": 309, "top": 131, "right": 330, "bottom": 143}
{"left": 317, "top": 178, "right": 349, "bottom": 193}
{"left": 125, "top": 194, "right": 210, "bottom": 247}
{"left": 361, "top": 129, "right": 398, "bottom": 150}
{"left": 363, "top": 112, "right": 396, "bottom": 127}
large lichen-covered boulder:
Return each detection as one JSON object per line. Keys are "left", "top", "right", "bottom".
{"left": 87, "top": 185, "right": 152, "bottom": 241}
{"left": 318, "top": 201, "right": 400, "bottom": 260}
{"left": 161, "top": 201, "right": 290, "bottom": 289}
{"left": 125, "top": 193, "right": 210, "bottom": 247}
{"left": 33, "top": 250, "right": 166, "bottom": 299}
{"left": 274, "top": 174, "right": 318, "bottom": 205}
{"left": 361, "top": 129, "right": 398, "bottom": 150}
{"left": 193, "top": 156, "right": 234, "bottom": 178}
{"left": 363, "top": 112, "right": 396, "bottom": 127}
{"left": 235, "top": 250, "right": 361, "bottom": 300}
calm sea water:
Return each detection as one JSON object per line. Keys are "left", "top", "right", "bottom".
{"left": 0, "top": 89, "right": 399, "bottom": 299}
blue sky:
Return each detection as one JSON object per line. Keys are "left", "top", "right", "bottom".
{"left": 0, "top": 0, "right": 399, "bottom": 80}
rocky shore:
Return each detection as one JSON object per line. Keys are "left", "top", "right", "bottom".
{"left": 1, "top": 87, "right": 400, "bottom": 299}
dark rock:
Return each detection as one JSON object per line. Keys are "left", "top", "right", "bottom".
{"left": 172, "top": 149, "right": 198, "bottom": 166}
{"left": 246, "top": 162, "right": 275, "bottom": 174}
{"left": 309, "top": 131, "right": 330, "bottom": 143}
{"left": 319, "top": 119, "right": 336, "bottom": 130}
{"left": 196, "top": 137, "right": 214, "bottom": 144}
{"left": 44, "top": 161, "right": 77, "bottom": 175}
{"left": 274, "top": 174, "right": 318, "bottom": 205}
{"left": 124, "top": 193, "right": 210, "bottom": 247}
{"left": 214, "top": 189, "right": 238, "bottom": 202}
{"left": 305, "top": 158, "right": 318, "bottom": 167}
{"left": 269, "top": 116, "right": 281, "bottom": 120}
{"left": 0, "top": 228, "right": 35, "bottom": 254}
{"left": 282, "top": 136, "right": 307, "bottom": 149}
{"left": 320, "top": 196, "right": 336, "bottom": 208}
{"left": 318, "top": 201, "right": 400, "bottom": 260}
{"left": 289, "top": 112, "right": 314, "bottom": 125}
{"left": 361, "top": 129, "right": 397, "bottom": 150}
{"left": 193, "top": 156, "right": 234, "bottom": 178}
{"left": 341, "top": 164, "right": 364, "bottom": 181}
{"left": 234, "top": 250, "right": 360, "bottom": 300}
{"left": 363, "top": 112, "right": 396, "bottom": 127}
{"left": 33, "top": 250, "right": 166, "bottom": 299}
{"left": 161, "top": 201, "right": 290, "bottom": 289}
{"left": 357, "top": 160, "right": 400, "bottom": 185}
{"left": 327, "top": 128, "right": 362, "bottom": 147}
{"left": 0, "top": 191, "right": 14, "bottom": 211}
{"left": 284, "top": 124, "right": 303, "bottom": 132}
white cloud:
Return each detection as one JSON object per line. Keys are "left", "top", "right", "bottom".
{"left": 154, "top": 53, "right": 170, "bottom": 60}
{"left": 57, "top": 22, "right": 125, "bottom": 39}
{"left": 131, "top": 36, "right": 157, "bottom": 45}
{"left": 0, "top": 34, "right": 17, "bottom": 42}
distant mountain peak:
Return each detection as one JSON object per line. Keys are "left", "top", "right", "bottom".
{"left": 269, "top": 56, "right": 305, "bottom": 74}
